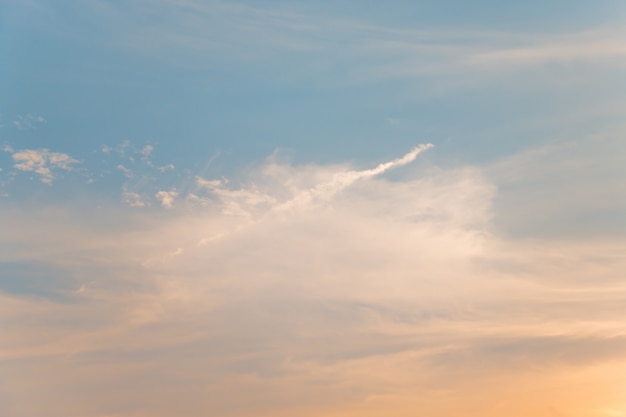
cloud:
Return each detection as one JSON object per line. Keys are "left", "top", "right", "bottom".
{"left": 10, "top": 148, "right": 78, "bottom": 184}
{"left": 1, "top": 144, "right": 625, "bottom": 416}
{"left": 467, "top": 35, "right": 626, "bottom": 68}
{"left": 12, "top": 114, "right": 47, "bottom": 130}
{"left": 268, "top": 143, "right": 433, "bottom": 211}
{"left": 486, "top": 134, "right": 626, "bottom": 238}
{"left": 157, "top": 163, "right": 175, "bottom": 172}
{"left": 116, "top": 164, "right": 133, "bottom": 179}
{"left": 140, "top": 145, "right": 156, "bottom": 168}
{"left": 103, "top": 142, "right": 170, "bottom": 179}
{"left": 141, "top": 145, "right": 154, "bottom": 156}
{"left": 123, "top": 191, "right": 149, "bottom": 207}
{"left": 155, "top": 189, "right": 178, "bottom": 208}
{"left": 94, "top": 141, "right": 179, "bottom": 209}
{"left": 193, "top": 144, "right": 434, "bottom": 215}
{"left": 79, "top": 0, "right": 626, "bottom": 88}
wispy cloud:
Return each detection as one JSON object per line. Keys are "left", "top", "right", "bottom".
{"left": 191, "top": 144, "right": 433, "bottom": 217}
{"left": 157, "top": 163, "right": 175, "bottom": 173}
{"left": 486, "top": 133, "right": 626, "bottom": 238}
{"left": 12, "top": 114, "right": 47, "bottom": 130}
{"left": 275, "top": 143, "right": 433, "bottom": 211}
{"left": 467, "top": 31, "right": 626, "bottom": 68}
{"left": 116, "top": 164, "right": 134, "bottom": 179}
{"left": 80, "top": 0, "right": 626, "bottom": 86}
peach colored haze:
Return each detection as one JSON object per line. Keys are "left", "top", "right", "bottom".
{"left": 2, "top": 142, "right": 626, "bottom": 417}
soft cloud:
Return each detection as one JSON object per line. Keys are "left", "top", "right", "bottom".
{"left": 157, "top": 163, "right": 175, "bottom": 172}
{"left": 10, "top": 148, "right": 78, "bottom": 184}
{"left": 193, "top": 144, "right": 434, "bottom": 216}
{"left": 117, "top": 164, "right": 133, "bottom": 179}
{"left": 12, "top": 114, "right": 47, "bottom": 130}
{"left": 141, "top": 145, "right": 154, "bottom": 156}
{"left": 123, "top": 191, "right": 149, "bottom": 207}
{"left": 86, "top": 0, "right": 626, "bottom": 87}
{"left": 486, "top": 134, "right": 626, "bottom": 238}
{"left": 155, "top": 189, "right": 178, "bottom": 208}
{"left": 140, "top": 145, "right": 155, "bottom": 168}
{"left": 1, "top": 146, "right": 625, "bottom": 416}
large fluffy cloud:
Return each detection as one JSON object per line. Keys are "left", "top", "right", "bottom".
{"left": 1, "top": 145, "right": 625, "bottom": 417}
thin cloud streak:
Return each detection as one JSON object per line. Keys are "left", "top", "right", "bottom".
{"left": 275, "top": 143, "right": 434, "bottom": 211}
{"left": 56, "top": 0, "right": 626, "bottom": 84}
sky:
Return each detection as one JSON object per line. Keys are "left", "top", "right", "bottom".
{"left": 1, "top": 1, "right": 626, "bottom": 416}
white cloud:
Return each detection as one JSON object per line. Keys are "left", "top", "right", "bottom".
{"left": 194, "top": 175, "right": 277, "bottom": 216}
{"left": 116, "top": 164, "right": 133, "bottom": 178}
{"left": 192, "top": 144, "right": 434, "bottom": 216}
{"left": 157, "top": 163, "right": 175, "bottom": 172}
{"left": 141, "top": 145, "right": 154, "bottom": 156}
{"left": 103, "top": 142, "right": 171, "bottom": 175}
{"left": 155, "top": 189, "right": 178, "bottom": 208}
{"left": 140, "top": 144, "right": 156, "bottom": 168}
{"left": 123, "top": 191, "right": 149, "bottom": 207}
{"left": 277, "top": 144, "right": 433, "bottom": 211}
{"left": 11, "top": 148, "right": 78, "bottom": 184}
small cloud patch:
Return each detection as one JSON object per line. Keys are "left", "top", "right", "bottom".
{"left": 13, "top": 114, "right": 47, "bottom": 130}
{"left": 123, "top": 191, "right": 149, "bottom": 207}
{"left": 158, "top": 163, "right": 175, "bottom": 172}
{"left": 116, "top": 164, "right": 133, "bottom": 178}
{"left": 141, "top": 145, "right": 154, "bottom": 156}
{"left": 156, "top": 189, "right": 178, "bottom": 208}
{"left": 10, "top": 148, "right": 78, "bottom": 184}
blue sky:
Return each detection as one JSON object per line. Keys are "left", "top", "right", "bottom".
{"left": 3, "top": 0, "right": 623, "bottom": 235}
{"left": 2, "top": 1, "right": 625, "bottom": 177}
{"left": 1, "top": 1, "right": 626, "bottom": 416}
